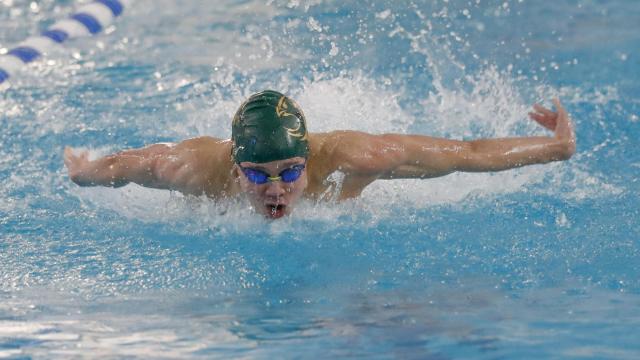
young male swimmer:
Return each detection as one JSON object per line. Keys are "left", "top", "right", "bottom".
{"left": 64, "top": 90, "right": 576, "bottom": 219}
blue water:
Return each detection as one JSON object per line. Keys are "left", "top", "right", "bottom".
{"left": 1, "top": 0, "right": 639, "bottom": 358}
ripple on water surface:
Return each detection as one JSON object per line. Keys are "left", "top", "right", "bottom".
{"left": 1, "top": 0, "right": 639, "bottom": 358}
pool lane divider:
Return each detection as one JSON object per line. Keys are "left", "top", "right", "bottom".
{"left": 0, "top": 0, "right": 129, "bottom": 86}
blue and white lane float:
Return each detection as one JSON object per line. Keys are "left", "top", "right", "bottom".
{"left": 0, "top": 0, "right": 130, "bottom": 86}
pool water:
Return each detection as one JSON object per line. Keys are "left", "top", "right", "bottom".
{"left": 1, "top": 0, "right": 639, "bottom": 358}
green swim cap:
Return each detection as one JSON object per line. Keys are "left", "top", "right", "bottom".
{"left": 232, "top": 90, "right": 309, "bottom": 164}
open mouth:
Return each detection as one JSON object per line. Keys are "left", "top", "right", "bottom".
{"left": 265, "top": 204, "right": 286, "bottom": 219}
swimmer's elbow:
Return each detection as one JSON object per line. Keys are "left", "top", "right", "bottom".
{"left": 108, "top": 179, "right": 130, "bottom": 188}
{"left": 557, "top": 139, "right": 576, "bottom": 161}
{"left": 69, "top": 172, "right": 91, "bottom": 187}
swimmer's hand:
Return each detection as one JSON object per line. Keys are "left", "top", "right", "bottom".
{"left": 64, "top": 146, "right": 128, "bottom": 187}
{"left": 529, "top": 98, "right": 576, "bottom": 158}
{"left": 64, "top": 147, "right": 93, "bottom": 186}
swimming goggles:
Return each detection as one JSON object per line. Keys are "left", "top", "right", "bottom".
{"left": 240, "top": 164, "right": 306, "bottom": 184}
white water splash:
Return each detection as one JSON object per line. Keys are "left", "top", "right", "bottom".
{"left": 64, "top": 66, "right": 624, "bottom": 230}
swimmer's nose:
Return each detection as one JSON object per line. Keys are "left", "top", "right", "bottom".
{"left": 264, "top": 180, "right": 286, "bottom": 198}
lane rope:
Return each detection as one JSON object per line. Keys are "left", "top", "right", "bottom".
{"left": 0, "top": 0, "right": 129, "bottom": 86}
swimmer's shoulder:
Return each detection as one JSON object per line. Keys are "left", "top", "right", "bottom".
{"left": 167, "top": 136, "right": 233, "bottom": 170}
{"left": 308, "top": 130, "right": 370, "bottom": 162}
{"left": 170, "top": 137, "right": 234, "bottom": 195}
{"left": 175, "top": 136, "right": 230, "bottom": 149}
{"left": 172, "top": 136, "right": 231, "bottom": 157}
{"left": 307, "top": 130, "right": 387, "bottom": 180}
{"left": 307, "top": 131, "right": 360, "bottom": 178}
{"left": 309, "top": 131, "right": 352, "bottom": 154}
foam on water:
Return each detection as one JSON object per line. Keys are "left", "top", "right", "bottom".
{"left": 0, "top": 0, "right": 629, "bottom": 298}
{"left": 2, "top": 0, "right": 639, "bottom": 357}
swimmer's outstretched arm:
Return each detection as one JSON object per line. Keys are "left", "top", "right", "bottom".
{"left": 64, "top": 143, "right": 174, "bottom": 188}
{"left": 64, "top": 137, "right": 225, "bottom": 194}
{"left": 332, "top": 98, "right": 575, "bottom": 180}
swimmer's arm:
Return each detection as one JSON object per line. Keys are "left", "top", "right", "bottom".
{"left": 64, "top": 137, "right": 219, "bottom": 193}
{"left": 64, "top": 143, "right": 177, "bottom": 188}
{"left": 337, "top": 98, "right": 575, "bottom": 179}
{"left": 382, "top": 134, "right": 573, "bottom": 178}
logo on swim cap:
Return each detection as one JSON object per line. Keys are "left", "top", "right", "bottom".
{"left": 276, "top": 96, "right": 295, "bottom": 118}
{"left": 232, "top": 90, "right": 309, "bottom": 164}
{"left": 276, "top": 96, "right": 308, "bottom": 140}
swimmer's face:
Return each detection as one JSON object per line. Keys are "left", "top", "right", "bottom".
{"left": 235, "top": 157, "right": 308, "bottom": 219}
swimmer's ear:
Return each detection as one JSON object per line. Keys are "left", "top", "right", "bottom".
{"left": 231, "top": 164, "right": 241, "bottom": 179}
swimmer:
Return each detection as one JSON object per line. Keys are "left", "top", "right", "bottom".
{"left": 64, "top": 90, "right": 576, "bottom": 219}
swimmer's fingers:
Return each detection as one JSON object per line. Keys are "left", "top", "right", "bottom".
{"left": 530, "top": 99, "right": 575, "bottom": 156}
{"left": 63, "top": 147, "right": 89, "bottom": 170}
{"left": 63, "top": 146, "right": 75, "bottom": 167}
{"left": 552, "top": 98, "right": 567, "bottom": 121}
{"left": 552, "top": 98, "right": 575, "bottom": 142}
{"left": 533, "top": 103, "right": 556, "bottom": 117}
{"left": 529, "top": 111, "right": 556, "bottom": 130}
{"left": 529, "top": 105, "right": 557, "bottom": 131}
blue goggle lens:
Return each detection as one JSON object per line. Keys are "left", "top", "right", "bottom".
{"left": 242, "top": 165, "right": 305, "bottom": 184}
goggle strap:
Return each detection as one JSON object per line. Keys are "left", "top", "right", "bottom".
{"left": 268, "top": 176, "right": 282, "bottom": 182}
